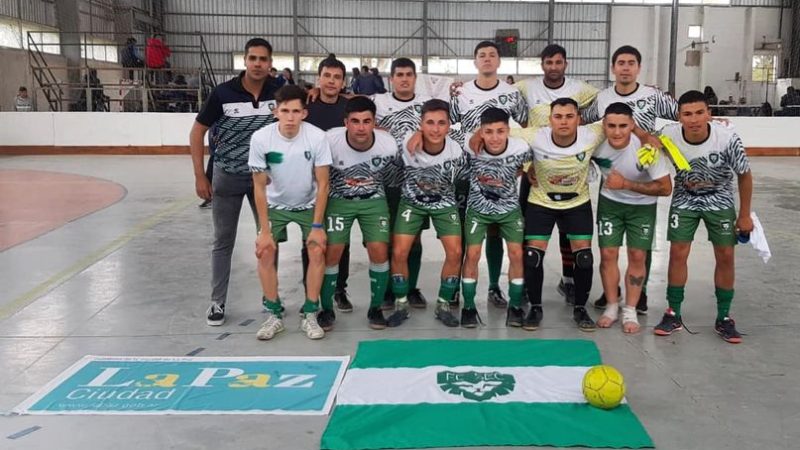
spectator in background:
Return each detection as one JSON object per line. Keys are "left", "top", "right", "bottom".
{"left": 704, "top": 85, "right": 719, "bottom": 115}
{"left": 279, "top": 68, "right": 296, "bottom": 86}
{"left": 146, "top": 33, "right": 172, "bottom": 83}
{"left": 354, "top": 65, "right": 381, "bottom": 95}
{"left": 121, "top": 37, "right": 144, "bottom": 80}
{"left": 271, "top": 67, "right": 284, "bottom": 87}
{"left": 370, "top": 68, "right": 387, "bottom": 94}
{"left": 14, "top": 86, "right": 32, "bottom": 112}
{"left": 506, "top": 75, "right": 515, "bottom": 85}
{"left": 350, "top": 67, "right": 361, "bottom": 93}
{"left": 780, "top": 87, "right": 800, "bottom": 116}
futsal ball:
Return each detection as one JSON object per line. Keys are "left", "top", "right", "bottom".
{"left": 582, "top": 365, "right": 626, "bottom": 410}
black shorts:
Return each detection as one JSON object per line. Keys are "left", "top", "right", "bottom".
{"left": 524, "top": 201, "right": 593, "bottom": 242}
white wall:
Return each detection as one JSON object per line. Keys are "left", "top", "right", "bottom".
{"left": 610, "top": 6, "right": 786, "bottom": 106}
{"left": 0, "top": 112, "right": 796, "bottom": 149}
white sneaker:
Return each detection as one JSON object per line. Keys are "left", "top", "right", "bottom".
{"left": 256, "top": 314, "right": 284, "bottom": 340}
{"left": 206, "top": 303, "right": 225, "bottom": 326}
{"left": 300, "top": 311, "right": 325, "bottom": 340}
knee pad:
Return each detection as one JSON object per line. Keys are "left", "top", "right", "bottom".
{"left": 573, "top": 248, "right": 594, "bottom": 269}
{"left": 525, "top": 247, "right": 545, "bottom": 270}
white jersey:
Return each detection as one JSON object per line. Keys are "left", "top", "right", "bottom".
{"left": 398, "top": 135, "right": 469, "bottom": 210}
{"left": 372, "top": 93, "right": 432, "bottom": 145}
{"left": 582, "top": 83, "right": 678, "bottom": 132}
{"left": 660, "top": 122, "right": 750, "bottom": 212}
{"left": 592, "top": 135, "right": 671, "bottom": 205}
{"left": 466, "top": 136, "right": 532, "bottom": 215}
{"left": 326, "top": 127, "right": 399, "bottom": 200}
{"left": 248, "top": 122, "right": 332, "bottom": 211}
{"left": 451, "top": 80, "right": 529, "bottom": 133}
{"left": 516, "top": 76, "right": 598, "bottom": 127}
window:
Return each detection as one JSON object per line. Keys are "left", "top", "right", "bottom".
{"left": 752, "top": 54, "right": 777, "bottom": 83}
{"left": 518, "top": 59, "right": 545, "bottom": 77}
{"left": 688, "top": 25, "right": 702, "bottom": 40}
{"left": 81, "top": 37, "right": 118, "bottom": 63}
{"left": 428, "top": 57, "right": 458, "bottom": 75}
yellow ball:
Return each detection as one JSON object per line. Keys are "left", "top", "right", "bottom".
{"left": 582, "top": 365, "right": 626, "bottom": 410}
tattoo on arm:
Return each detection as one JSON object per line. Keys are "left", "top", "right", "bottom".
{"left": 628, "top": 275, "right": 645, "bottom": 286}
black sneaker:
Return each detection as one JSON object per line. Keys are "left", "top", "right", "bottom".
{"left": 654, "top": 308, "right": 684, "bottom": 336}
{"left": 206, "top": 302, "right": 225, "bottom": 326}
{"left": 198, "top": 199, "right": 212, "bottom": 209}
{"left": 408, "top": 288, "right": 428, "bottom": 309}
{"left": 367, "top": 307, "right": 388, "bottom": 330}
{"left": 592, "top": 286, "right": 622, "bottom": 310}
{"left": 317, "top": 309, "right": 336, "bottom": 331}
{"left": 573, "top": 306, "right": 596, "bottom": 332}
{"left": 334, "top": 290, "right": 353, "bottom": 313}
{"left": 386, "top": 307, "right": 409, "bottom": 328}
{"left": 460, "top": 308, "right": 481, "bottom": 328}
{"left": 522, "top": 307, "right": 543, "bottom": 331}
{"left": 449, "top": 290, "right": 460, "bottom": 308}
{"left": 381, "top": 290, "right": 395, "bottom": 311}
{"left": 506, "top": 306, "right": 524, "bottom": 327}
{"left": 714, "top": 317, "right": 743, "bottom": 344}
{"left": 557, "top": 280, "right": 576, "bottom": 305}
{"left": 487, "top": 287, "right": 508, "bottom": 308}
{"left": 637, "top": 291, "right": 649, "bottom": 315}
{"left": 435, "top": 303, "right": 460, "bottom": 327}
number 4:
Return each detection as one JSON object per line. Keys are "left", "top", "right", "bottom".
{"left": 401, "top": 209, "right": 412, "bottom": 222}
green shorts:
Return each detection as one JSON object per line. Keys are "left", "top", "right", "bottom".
{"left": 394, "top": 199, "right": 461, "bottom": 237}
{"left": 464, "top": 208, "right": 524, "bottom": 246}
{"left": 269, "top": 207, "right": 313, "bottom": 243}
{"left": 387, "top": 187, "right": 429, "bottom": 231}
{"left": 597, "top": 195, "right": 657, "bottom": 250}
{"left": 326, "top": 197, "right": 391, "bottom": 245}
{"left": 667, "top": 206, "right": 737, "bottom": 246}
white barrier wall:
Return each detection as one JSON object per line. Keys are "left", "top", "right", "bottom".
{"left": 0, "top": 112, "right": 797, "bottom": 148}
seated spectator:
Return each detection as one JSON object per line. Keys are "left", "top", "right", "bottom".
{"left": 14, "top": 86, "right": 33, "bottom": 112}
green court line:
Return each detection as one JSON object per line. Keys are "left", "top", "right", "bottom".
{"left": 0, "top": 196, "right": 195, "bottom": 321}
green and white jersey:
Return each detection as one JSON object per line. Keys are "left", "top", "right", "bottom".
{"left": 398, "top": 135, "right": 469, "bottom": 210}
{"left": 521, "top": 123, "right": 605, "bottom": 210}
{"left": 248, "top": 122, "right": 332, "bottom": 211}
{"left": 451, "top": 80, "right": 529, "bottom": 133}
{"left": 592, "top": 135, "right": 672, "bottom": 206}
{"left": 660, "top": 123, "right": 750, "bottom": 211}
{"left": 326, "top": 127, "right": 399, "bottom": 200}
{"left": 516, "top": 77, "right": 598, "bottom": 128}
{"left": 372, "top": 93, "right": 432, "bottom": 145}
{"left": 465, "top": 135, "right": 532, "bottom": 215}
{"left": 582, "top": 83, "right": 678, "bottom": 132}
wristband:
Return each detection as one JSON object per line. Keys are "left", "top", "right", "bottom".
{"left": 311, "top": 223, "right": 324, "bottom": 229}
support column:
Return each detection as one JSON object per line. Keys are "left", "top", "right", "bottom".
{"left": 55, "top": 0, "right": 82, "bottom": 109}
{"left": 668, "top": 0, "right": 679, "bottom": 96}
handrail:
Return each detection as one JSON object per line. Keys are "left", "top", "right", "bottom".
{"left": 199, "top": 35, "right": 218, "bottom": 88}
{"left": 27, "top": 32, "right": 65, "bottom": 111}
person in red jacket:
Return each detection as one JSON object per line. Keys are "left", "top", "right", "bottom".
{"left": 146, "top": 33, "right": 172, "bottom": 83}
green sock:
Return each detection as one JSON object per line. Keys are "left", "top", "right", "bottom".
{"left": 321, "top": 268, "right": 338, "bottom": 311}
{"left": 392, "top": 274, "right": 409, "bottom": 299}
{"left": 369, "top": 262, "right": 390, "bottom": 308}
{"left": 302, "top": 299, "right": 319, "bottom": 314}
{"left": 666, "top": 285, "right": 685, "bottom": 316}
{"left": 461, "top": 279, "right": 477, "bottom": 309}
{"left": 508, "top": 279, "right": 524, "bottom": 308}
{"left": 263, "top": 297, "right": 283, "bottom": 319}
{"left": 438, "top": 276, "right": 460, "bottom": 303}
{"left": 485, "top": 236, "right": 504, "bottom": 290}
{"left": 408, "top": 242, "right": 423, "bottom": 290}
{"left": 715, "top": 288, "right": 734, "bottom": 321}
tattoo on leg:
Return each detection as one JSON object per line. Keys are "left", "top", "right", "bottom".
{"left": 628, "top": 275, "right": 644, "bottom": 286}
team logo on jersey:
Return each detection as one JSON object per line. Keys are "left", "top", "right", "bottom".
{"left": 414, "top": 105, "right": 422, "bottom": 114}
{"left": 709, "top": 153, "right": 720, "bottom": 166}
{"left": 304, "top": 150, "right": 312, "bottom": 160}
{"left": 576, "top": 152, "right": 586, "bottom": 162}
{"left": 372, "top": 157, "right": 383, "bottom": 167}
{"left": 265, "top": 100, "right": 277, "bottom": 111}
{"left": 499, "top": 95, "right": 508, "bottom": 105}
{"left": 636, "top": 99, "right": 646, "bottom": 110}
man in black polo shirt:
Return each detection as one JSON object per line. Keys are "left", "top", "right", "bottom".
{"left": 190, "top": 37, "right": 279, "bottom": 326}
{"left": 303, "top": 55, "right": 354, "bottom": 315}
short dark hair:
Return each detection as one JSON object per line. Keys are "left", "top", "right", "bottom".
{"left": 550, "top": 97, "right": 579, "bottom": 111}
{"left": 345, "top": 96, "right": 376, "bottom": 117}
{"left": 678, "top": 90, "right": 708, "bottom": 108}
{"left": 275, "top": 85, "right": 307, "bottom": 107}
{"left": 540, "top": 44, "right": 567, "bottom": 61}
{"left": 612, "top": 45, "right": 641, "bottom": 65}
{"left": 318, "top": 56, "right": 346, "bottom": 76}
{"left": 391, "top": 58, "right": 416, "bottom": 76}
{"left": 474, "top": 40, "right": 500, "bottom": 57}
{"left": 244, "top": 38, "right": 273, "bottom": 56}
{"left": 361, "top": 65, "right": 369, "bottom": 72}
{"left": 421, "top": 99, "right": 450, "bottom": 119}
{"left": 480, "top": 107, "right": 510, "bottom": 126}
{"left": 604, "top": 102, "right": 634, "bottom": 117}
{"left": 18, "top": 86, "right": 27, "bottom": 92}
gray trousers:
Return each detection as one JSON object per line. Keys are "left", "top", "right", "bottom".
{"left": 211, "top": 168, "right": 257, "bottom": 305}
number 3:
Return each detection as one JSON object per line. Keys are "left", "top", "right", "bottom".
{"left": 670, "top": 213, "right": 679, "bottom": 229}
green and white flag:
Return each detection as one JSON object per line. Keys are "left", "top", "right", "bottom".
{"left": 322, "top": 339, "right": 653, "bottom": 449}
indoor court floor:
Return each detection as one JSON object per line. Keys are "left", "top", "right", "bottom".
{"left": 0, "top": 155, "right": 798, "bottom": 450}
